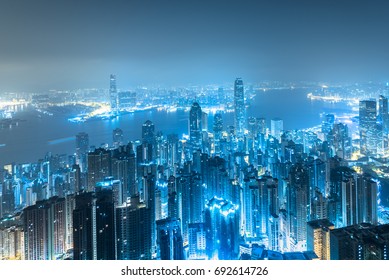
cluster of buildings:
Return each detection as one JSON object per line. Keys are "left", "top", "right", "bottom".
{"left": 1, "top": 78, "right": 389, "bottom": 260}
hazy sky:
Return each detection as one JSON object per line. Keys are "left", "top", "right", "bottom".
{"left": 1, "top": 0, "right": 389, "bottom": 91}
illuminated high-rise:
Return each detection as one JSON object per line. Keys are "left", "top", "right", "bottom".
{"left": 110, "top": 74, "right": 118, "bottom": 112}
{"left": 307, "top": 219, "right": 334, "bottom": 260}
{"left": 113, "top": 128, "right": 124, "bottom": 148}
{"left": 189, "top": 102, "right": 202, "bottom": 151}
{"left": 234, "top": 78, "right": 246, "bottom": 138}
{"left": 156, "top": 218, "right": 184, "bottom": 260}
{"left": 75, "top": 132, "right": 89, "bottom": 173}
{"left": 271, "top": 118, "right": 283, "bottom": 141}
{"left": 359, "top": 100, "right": 377, "bottom": 155}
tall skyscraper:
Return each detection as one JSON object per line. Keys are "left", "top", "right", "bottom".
{"left": 271, "top": 118, "right": 283, "bottom": 141}
{"left": 189, "top": 102, "right": 202, "bottom": 151}
{"left": 75, "top": 132, "right": 89, "bottom": 173}
{"left": 110, "top": 74, "right": 118, "bottom": 112}
{"left": 234, "top": 78, "right": 246, "bottom": 138}
{"left": 359, "top": 100, "right": 377, "bottom": 155}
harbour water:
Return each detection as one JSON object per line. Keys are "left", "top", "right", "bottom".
{"left": 0, "top": 88, "right": 352, "bottom": 166}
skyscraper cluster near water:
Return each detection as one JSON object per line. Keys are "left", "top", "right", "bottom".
{"left": 1, "top": 77, "right": 389, "bottom": 261}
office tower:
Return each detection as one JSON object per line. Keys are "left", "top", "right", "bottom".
{"left": 72, "top": 190, "right": 115, "bottom": 260}
{"left": 234, "top": 78, "right": 246, "bottom": 138}
{"left": 204, "top": 197, "right": 239, "bottom": 260}
{"left": 118, "top": 91, "right": 136, "bottom": 109}
{"left": 113, "top": 128, "right": 124, "bottom": 148}
{"left": 359, "top": 100, "right": 377, "bottom": 155}
{"left": 75, "top": 132, "right": 89, "bottom": 173}
{"left": 142, "top": 120, "right": 155, "bottom": 145}
{"left": 271, "top": 118, "right": 283, "bottom": 141}
{"left": 87, "top": 148, "right": 112, "bottom": 192}
{"left": 156, "top": 218, "right": 184, "bottom": 260}
{"left": 189, "top": 102, "right": 202, "bottom": 151}
{"left": 188, "top": 223, "right": 206, "bottom": 260}
{"left": 109, "top": 74, "right": 118, "bottom": 112}
{"left": 307, "top": 219, "right": 334, "bottom": 260}
{"left": 330, "top": 223, "right": 389, "bottom": 260}
{"left": 321, "top": 114, "right": 335, "bottom": 136}
{"left": 116, "top": 196, "right": 152, "bottom": 260}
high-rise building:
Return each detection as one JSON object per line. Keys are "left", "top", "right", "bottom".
{"left": 359, "top": 100, "right": 377, "bottom": 155}
{"left": 110, "top": 74, "right": 118, "bottom": 112}
{"left": 72, "top": 190, "right": 115, "bottom": 260}
{"left": 307, "top": 219, "right": 334, "bottom": 260}
{"left": 142, "top": 120, "right": 155, "bottom": 145}
{"left": 118, "top": 91, "right": 136, "bottom": 109}
{"left": 271, "top": 118, "right": 283, "bottom": 141}
{"left": 322, "top": 114, "right": 335, "bottom": 136}
{"left": 113, "top": 128, "right": 124, "bottom": 148}
{"left": 156, "top": 218, "right": 184, "bottom": 260}
{"left": 87, "top": 148, "right": 112, "bottom": 192}
{"left": 378, "top": 95, "right": 389, "bottom": 134}
{"left": 188, "top": 223, "right": 206, "bottom": 260}
{"left": 234, "top": 78, "right": 246, "bottom": 138}
{"left": 204, "top": 197, "right": 239, "bottom": 260}
{"left": 287, "top": 163, "right": 309, "bottom": 251}
{"left": 75, "top": 132, "right": 89, "bottom": 173}
{"left": 189, "top": 102, "right": 202, "bottom": 151}
{"left": 330, "top": 223, "right": 389, "bottom": 260}
{"left": 116, "top": 196, "right": 152, "bottom": 260}
{"left": 23, "top": 197, "right": 67, "bottom": 260}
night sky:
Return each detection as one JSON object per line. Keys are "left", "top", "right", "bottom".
{"left": 1, "top": 0, "right": 389, "bottom": 91}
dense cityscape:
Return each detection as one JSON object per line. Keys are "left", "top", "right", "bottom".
{"left": 0, "top": 75, "right": 389, "bottom": 260}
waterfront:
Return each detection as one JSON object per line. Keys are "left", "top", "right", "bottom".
{"left": 0, "top": 88, "right": 352, "bottom": 166}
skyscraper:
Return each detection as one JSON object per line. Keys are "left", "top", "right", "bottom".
{"left": 110, "top": 74, "right": 118, "bottom": 112}
{"left": 189, "top": 102, "right": 202, "bottom": 151}
{"left": 142, "top": 120, "right": 155, "bottom": 145}
{"left": 359, "top": 100, "right": 377, "bottom": 155}
{"left": 75, "top": 132, "right": 89, "bottom": 173}
{"left": 156, "top": 218, "right": 184, "bottom": 260}
{"left": 234, "top": 78, "right": 246, "bottom": 138}
{"left": 271, "top": 118, "right": 283, "bottom": 141}
{"left": 113, "top": 128, "right": 124, "bottom": 148}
